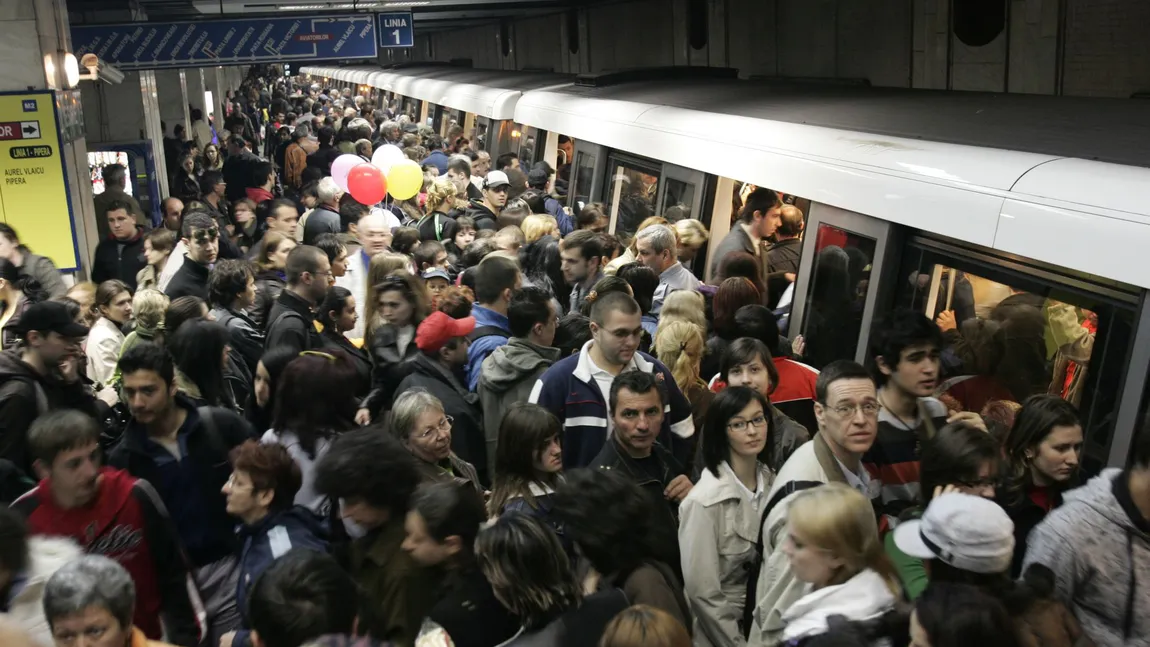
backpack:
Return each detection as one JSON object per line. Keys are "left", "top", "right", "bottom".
{"left": 741, "top": 480, "right": 823, "bottom": 638}
{"left": 467, "top": 325, "right": 510, "bottom": 343}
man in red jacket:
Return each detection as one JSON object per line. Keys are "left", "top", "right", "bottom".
{"left": 11, "top": 409, "right": 201, "bottom": 646}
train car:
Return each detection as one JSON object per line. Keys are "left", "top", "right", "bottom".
{"left": 303, "top": 63, "right": 1150, "bottom": 472}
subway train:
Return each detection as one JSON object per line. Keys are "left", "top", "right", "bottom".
{"left": 301, "top": 62, "right": 1150, "bottom": 472}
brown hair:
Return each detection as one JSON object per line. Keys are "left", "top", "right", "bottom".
{"left": 256, "top": 231, "right": 296, "bottom": 272}
{"left": 229, "top": 440, "right": 302, "bottom": 513}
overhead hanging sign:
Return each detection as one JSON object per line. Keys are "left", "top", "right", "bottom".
{"left": 376, "top": 12, "right": 414, "bottom": 48}
{"left": 71, "top": 14, "right": 378, "bottom": 71}
{"left": 0, "top": 92, "right": 79, "bottom": 271}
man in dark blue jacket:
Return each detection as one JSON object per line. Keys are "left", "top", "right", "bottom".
{"left": 220, "top": 440, "right": 328, "bottom": 647}
{"left": 420, "top": 134, "right": 451, "bottom": 176}
{"left": 529, "top": 292, "right": 695, "bottom": 468}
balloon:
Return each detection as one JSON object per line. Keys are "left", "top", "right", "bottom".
{"left": 387, "top": 159, "right": 423, "bottom": 201}
{"left": 330, "top": 154, "right": 361, "bottom": 192}
{"left": 347, "top": 164, "right": 387, "bottom": 205}
{"left": 371, "top": 144, "right": 406, "bottom": 175}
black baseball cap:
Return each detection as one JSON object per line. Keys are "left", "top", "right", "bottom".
{"left": 527, "top": 168, "right": 550, "bottom": 189}
{"left": 15, "top": 302, "right": 89, "bottom": 338}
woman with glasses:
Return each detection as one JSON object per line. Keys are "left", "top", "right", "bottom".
{"left": 718, "top": 338, "right": 811, "bottom": 473}
{"left": 884, "top": 420, "right": 1003, "bottom": 600}
{"left": 357, "top": 272, "right": 432, "bottom": 424}
{"left": 391, "top": 388, "right": 482, "bottom": 493}
{"left": 678, "top": 385, "right": 776, "bottom": 647}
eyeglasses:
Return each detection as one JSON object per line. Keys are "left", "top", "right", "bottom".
{"left": 728, "top": 414, "right": 768, "bottom": 433}
{"left": 416, "top": 415, "right": 453, "bottom": 440}
{"left": 193, "top": 227, "right": 219, "bottom": 243}
{"left": 826, "top": 402, "right": 881, "bottom": 418}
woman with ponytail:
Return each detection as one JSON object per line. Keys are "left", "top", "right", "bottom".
{"left": 0, "top": 258, "right": 48, "bottom": 349}
{"left": 654, "top": 320, "right": 712, "bottom": 440}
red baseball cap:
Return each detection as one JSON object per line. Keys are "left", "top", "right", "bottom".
{"left": 416, "top": 311, "right": 476, "bottom": 353}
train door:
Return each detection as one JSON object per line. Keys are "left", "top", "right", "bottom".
{"left": 788, "top": 203, "right": 901, "bottom": 370}
{"left": 656, "top": 164, "right": 705, "bottom": 224}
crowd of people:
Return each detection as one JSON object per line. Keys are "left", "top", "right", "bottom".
{"left": 0, "top": 69, "right": 1143, "bottom": 647}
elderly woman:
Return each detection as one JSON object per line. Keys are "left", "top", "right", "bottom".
{"left": 391, "top": 388, "right": 482, "bottom": 493}
{"left": 43, "top": 555, "right": 180, "bottom": 647}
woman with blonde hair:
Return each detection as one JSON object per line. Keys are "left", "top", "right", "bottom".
{"left": 655, "top": 320, "right": 712, "bottom": 435}
{"left": 779, "top": 483, "right": 901, "bottom": 643}
{"left": 521, "top": 213, "right": 559, "bottom": 244}
{"left": 600, "top": 605, "right": 692, "bottom": 647}
{"left": 119, "top": 289, "right": 169, "bottom": 358}
{"left": 66, "top": 281, "right": 99, "bottom": 328}
{"left": 654, "top": 290, "right": 706, "bottom": 342}
{"left": 673, "top": 219, "right": 709, "bottom": 264}
{"left": 249, "top": 230, "right": 296, "bottom": 330}
{"left": 419, "top": 176, "right": 459, "bottom": 242}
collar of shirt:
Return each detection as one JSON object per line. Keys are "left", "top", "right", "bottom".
{"left": 832, "top": 452, "right": 873, "bottom": 496}
{"left": 721, "top": 460, "right": 765, "bottom": 503}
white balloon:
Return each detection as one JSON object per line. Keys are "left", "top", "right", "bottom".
{"left": 371, "top": 144, "right": 406, "bottom": 175}
{"left": 330, "top": 154, "right": 361, "bottom": 192}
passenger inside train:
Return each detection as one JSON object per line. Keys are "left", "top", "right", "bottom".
{"left": 0, "top": 61, "right": 1147, "bottom": 647}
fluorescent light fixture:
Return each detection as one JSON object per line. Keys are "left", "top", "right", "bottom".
{"left": 44, "top": 54, "right": 57, "bottom": 89}
{"left": 277, "top": 2, "right": 389, "bottom": 8}
{"left": 383, "top": 1, "right": 431, "bottom": 6}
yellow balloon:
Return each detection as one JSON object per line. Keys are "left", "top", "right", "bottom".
{"left": 387, "top": 160, "right": 423, "bottom": 200}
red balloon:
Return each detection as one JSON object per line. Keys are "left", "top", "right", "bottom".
{"left": 346, "top": 163, "right": 387, "bottom": 205}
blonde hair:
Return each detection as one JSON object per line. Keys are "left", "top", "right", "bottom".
{"left": 599, "top": 605, "right": 691, "bottom": 647}
{"left": 654, "top": 290, "right": 706, "bottom": 341}
{"left": 131, "top": 289, "right": 170, "bottom": 332}
{"left": 787, "top": 483, "right": 902, "bottom": 594}
{"left": 424, "top": 176, "right": 456, "bottom": 215}
{"left": 521, "top": 213, "right": 558, "bottom": 244}
{"left": 674, "top": 218, "right": 709, "bottom": 249}
{"left": 654, "top": 320, "right": 705, "bottom": 394}
{"left": 627, "top": 216, "right": 671, "bottom": 254}
{"left": 256, "top": 231, "right": 295, "bottom": 271}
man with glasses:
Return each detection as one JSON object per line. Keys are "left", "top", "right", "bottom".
{"left": 394, "top": 311, "right": 486, "bottom": 485}
{"left": 265, "top": 245, "right": 330, "bottom": 355}
{"left": 165, "top": 211, "right": 220, "bottom": 301}
{"left": 530, "top": 292, "right": 694, "bottom": 468}
{"left": 0, "top": 301, "right": 98, "bottom": 474}
{"left": 463, "top": 170, "right": 510, "bottom": 231}
{"left": 745, "top": 360, "right": 882, "bottom": 647}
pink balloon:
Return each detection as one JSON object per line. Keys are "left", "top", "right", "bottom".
{"left": 330, "top": 154, "right": 361, "bottom": 192}
{"left": 347, "top": 163, "right": 387, "bottom": 205}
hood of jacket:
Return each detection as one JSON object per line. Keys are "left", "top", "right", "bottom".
{"left": 245, "top": 187, "right": 275, "bottom": 203}
{"left": 480, "top": 338, "right": 560, "bottom": 393}
{"left": 8, "top": 536, "right": 83, "bottom": 606}
{"left": 1063, "top": 468, "right": 1149, "bottom": 539}
{"left": 781, "top": 568, "right": 897, "bottom": 641}
{"left": 465, "top": 199, "right": 497, "bottom": 223}
{"left": 0, "top": 349, "right": 39, "bottom": 383}
{"left": 239, "top": 504, "right": 329, "bottom": 542}
{"left": 108, "top": 226, "right": 145, "bottom": 244}
{"left": 30, "top": 467, "right": 137, "bottom": 540}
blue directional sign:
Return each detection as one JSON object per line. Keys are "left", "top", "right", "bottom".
{"left": 71, "top": 14, "right": 378, "bottom": 71}
{"left": 376, "top": 12, "right": 414, "bottom": 48}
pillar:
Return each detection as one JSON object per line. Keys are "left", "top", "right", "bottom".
{"left": 0, "top": 0, "right": 96, "bottom": 278}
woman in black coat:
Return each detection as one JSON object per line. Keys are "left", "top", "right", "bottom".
{"left": 316, "top": 286, "right": 372, "bottom": 398}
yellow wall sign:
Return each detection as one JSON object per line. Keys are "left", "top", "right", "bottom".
{"left": 0, "top": 92, "right": 78, "bottom": 271}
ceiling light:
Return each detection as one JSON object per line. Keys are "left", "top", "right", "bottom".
{"left": 63, "top": 53, "right": 80, "bottom": 88}
{"left": 382, "top": 1, "right": 430, "bottom": 6}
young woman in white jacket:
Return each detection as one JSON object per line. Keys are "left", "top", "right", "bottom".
{"left": 84, "top": 280, "right": 132, "bottom": 388}
{"left": 779, "top": 483, "right": 902, "bottom": 644}
{"left": 679, "top": 386, "right": 776, "bottom": 647}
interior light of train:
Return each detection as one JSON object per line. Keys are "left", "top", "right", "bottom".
{"left": 511, "top": 130, "right": 522, "bottom": 138}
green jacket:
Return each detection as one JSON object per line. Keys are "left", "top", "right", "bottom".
{"left": 883, "top": 509, "right": 929, "bottom": 600}
{"left": 351, "top": 520, "right": 442, "bottom": 647}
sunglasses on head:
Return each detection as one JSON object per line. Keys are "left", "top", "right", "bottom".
{"left": 193, "top": 227, "right": 219, "bottom": 243}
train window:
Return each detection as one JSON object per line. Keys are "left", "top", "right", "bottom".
{"left": 605, "top": 154, "right": 660, "bottom": 236}
{"left": 894, "top": 242, "right": 1137, "bottom": 474}
{"left": 660, "top": 178, "right": 695, "bottom": 221}
{"left": 799, "top": 224, "right": 877, "bottom": 369}
{"left": 571, "top": 150, "right": 597, "bottom": 209}
{"left": 515, "top": 125, "right": 539, "bottom": 168}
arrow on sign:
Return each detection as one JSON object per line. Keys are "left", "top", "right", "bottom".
{"left": 20, "top": 122, "right": 40, "bottom": 139}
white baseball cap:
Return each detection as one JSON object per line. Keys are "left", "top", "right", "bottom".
{"left": 484, "top": 170, "right": 511, "bottom": 189}
{"left": 893, "top": 492, "right": 1015, "bottom": 574}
